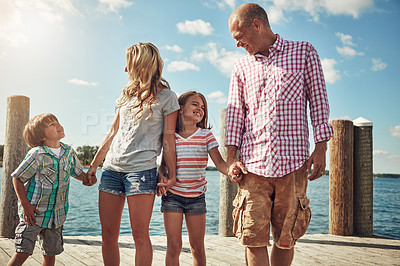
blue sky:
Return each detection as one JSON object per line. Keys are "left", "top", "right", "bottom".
{"left": 0, "top": 0, "right": 399, "bottom": 173}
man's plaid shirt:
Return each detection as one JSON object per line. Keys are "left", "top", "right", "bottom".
{"left": 12, "top": 142, "right": 83, "bottom": 228}
{"left": 226, "top": 34, "right": 333, "bottom": 178}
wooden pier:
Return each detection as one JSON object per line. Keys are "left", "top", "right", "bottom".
{"left": 1, "top": 234, "right": 399, "bottom": 265}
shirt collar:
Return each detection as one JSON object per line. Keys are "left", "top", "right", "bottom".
{"left": 39, "top": 142, "right": 70, "bottom": 158}
{"left": 254, "top": 33, "right": 284, "bottom": 59}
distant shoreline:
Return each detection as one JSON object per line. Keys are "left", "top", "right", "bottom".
{"left": 205, "top": 166, "right": 400, "bottom": 178}
{"left": 0, "top": 164, "right": 399, "bottom": 178}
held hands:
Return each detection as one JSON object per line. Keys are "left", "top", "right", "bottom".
{"left": 156, "top": 171, "right": 176, "bottom": 196}
{"left": 21, "top": 202, "right": 40, "bottom": 226}
{"left": 83, "top": 169, "right": 97, "bottom": 186}
{"left": 227, "top": 159, "right": 248, "bottom": 183}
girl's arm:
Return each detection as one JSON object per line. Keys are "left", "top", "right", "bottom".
{"left": 209, "top": 147, "right": 228, "bottom": 176}
{"left": 159, "top": 111, "right": 178, "bottom": 190}
{"left": 87, "top": 108, "right": 121, "bottom": 176}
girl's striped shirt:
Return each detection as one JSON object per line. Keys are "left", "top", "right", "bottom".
{"left": 169, "top": 128, "right": 218, "bottom": 197}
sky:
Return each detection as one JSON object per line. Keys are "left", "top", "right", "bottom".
{"left": 0, "top": 0, "right": 399, "bottom": 174}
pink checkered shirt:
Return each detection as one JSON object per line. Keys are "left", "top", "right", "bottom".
{"left": 226, "top": 34, "right": 333, "bottom": 178}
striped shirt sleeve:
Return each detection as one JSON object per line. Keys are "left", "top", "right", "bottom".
{"left": 69, "top": 148, "right": 84, "bottom": 178}
{"left": 206, "top": 130, "right": 219, "bottom": 151}
{"left": 11, "top": 149, "right": 39, "bottom": 183}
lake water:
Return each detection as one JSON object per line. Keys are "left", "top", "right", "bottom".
{"left": 0, "top": 168, "right": 399, "bottom": 239}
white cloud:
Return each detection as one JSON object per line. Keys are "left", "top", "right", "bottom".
{"left": 336, "top": 46, "right": 364, "bottom": 57}
{"left": 261, "top": 0, "right": 373, "bottom": 23}
{"left": 68, "top": 78, "right": 99, "bottom": 86}
{"left": 374, "top": 149, "right": 400, "bottom": 160}
{"left": 98, "top": 0, "right": 133, "bottom": 13}
{"left": 177, "top": 19, "right": 214, "bottom": 36}
{"left": 164, "top": 45, "right": 183, "bottom": 53}
{"left": 0, "top": 0, "right": 79, "bottom": 51}
{"left": 218, "top": 0, "right": 236, "bottom": 8}
{"left": 371, "top": 58, "right": 387, "bottom": 71}
{"left": 167, "top": 61, "right": 200, "bottom": 72}
{"left": 373, "top": 150, "right": 389, "bottom": 156}
{"left": 335, "top": 32, "right": 355, "bottom": 46}
{"left": 323, "top": 0, "right": 373, "bottom": 18}
{"left": 390, "top": 125, "right": 400, "bottom": 139}
{"left": 192, "top": 42, "right": 245, "bottom": 77}
{"left": 0, "top": 0, "right": 26, "bottom": 48}
{"left": 321, "top": 58, "right": 341, "bottom": 84}
{"left": 207, "top": 91, "right": 228, "bottom": 104}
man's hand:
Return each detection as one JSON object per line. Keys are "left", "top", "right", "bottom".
{"left": 307, "top": 141, "right": 328, "bottom": 181}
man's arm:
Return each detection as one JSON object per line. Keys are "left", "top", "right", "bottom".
{"left": 304, "top": 44, "right": 333, "bottom": 181}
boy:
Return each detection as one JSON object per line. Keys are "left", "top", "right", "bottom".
{"left": 7, "top": 113, "right": 96, "bottom": 266}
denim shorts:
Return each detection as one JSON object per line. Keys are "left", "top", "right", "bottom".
{"left": 98, "top": 168, "right": 157, "bottom": 196}
{"left": 14, "top": 222, "right": 63, "bottom": 255}
{"left": 161, "top": 191, "right": 207, "bottom": 215}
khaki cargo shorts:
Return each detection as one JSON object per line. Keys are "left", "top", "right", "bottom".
{"left": 14, "top": 222, "right": 64, "bottom": 255}
{"left": 232, "top": 163, "right": 311, "bottom": 249}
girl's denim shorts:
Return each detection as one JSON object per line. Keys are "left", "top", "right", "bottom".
{"left": 161, "top": 191, "right": 207, "bottom": 215}
{"left": 99, "top": 168, "right": 157, "bottom": 196}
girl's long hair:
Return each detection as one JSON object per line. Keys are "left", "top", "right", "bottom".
{"left": 117, "top": 42, "right": 170, "bottom": 120}
{"left": 176, "top": 91, "right": 211, "bottom": 133}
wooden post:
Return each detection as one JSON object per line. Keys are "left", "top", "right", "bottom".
{"left": 0, "top": 96, "right": 30, "bottom": 237}
{"left": 218, "top": 108, "right": 237, "bottom": 237}
{"left": 353, "top": 117, "right": 373, "bottom": 236}
{"left": 329, "top": 120, "right": 354, "bottom": 236}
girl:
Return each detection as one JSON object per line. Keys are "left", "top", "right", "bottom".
{"left": 87, "top": 43, "right": 179, "bottom": 266}
{"left": 157, "top": 91, "right": 228, "bottom": 266}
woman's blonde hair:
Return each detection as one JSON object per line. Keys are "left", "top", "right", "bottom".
{"left": 176, "top": 91, "right": 211, "bottom": 133}
{"left": 117, "top": 42, "right": 170, "bottom": 120}
{"left": 23, "top": 113, "right": 58, "bottom": 148}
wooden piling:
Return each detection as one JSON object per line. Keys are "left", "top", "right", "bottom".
{"left": 218, "top": 108, "right": 237, "bottom": 237}
{"left": 0, "top": 95, "right": 30, "bottom": 237}
{"left": 329, "top": 120, "right": 354, "bottom": 236}
{"left": 353, "top": 117, "right": 373, "bottom": 236}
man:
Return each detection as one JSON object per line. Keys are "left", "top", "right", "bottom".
{"left": 225, "top": 3, "right": 333, "bottom": 266}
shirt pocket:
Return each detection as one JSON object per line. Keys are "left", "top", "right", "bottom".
{"left": 278, "top": 71, "right": 304, "bottom": 102}
{"left": 39, "top": 166, "right": 57, "bottom": 186}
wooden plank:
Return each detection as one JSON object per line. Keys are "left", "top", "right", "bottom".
{"left": 1, "top": 234, "right": 399, "bottom": 265}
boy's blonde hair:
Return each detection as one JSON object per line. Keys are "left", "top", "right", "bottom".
{"left": 23, "top": 113, "right": 58, "bottom": 148}
{"left": 118, "top": 42, "right": 170, "bottom": 120}
{"left": 177, "top": 91, "right": 211, "bottom": 133}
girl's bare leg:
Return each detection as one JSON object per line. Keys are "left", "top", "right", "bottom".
{"left": 164, "top": 212, "right": 184, "bottom": 266}
{"left": 127, "top": 194, "right": 155, "bottom": 266}
{"left": 99, "top": 191, "right": 125, "bottom": 266}
{"left": 185, "top": 214, "right": 206, "bottom": 266}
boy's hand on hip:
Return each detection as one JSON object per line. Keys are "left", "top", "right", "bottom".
{"left": 22, "top": 203, "right": 40, "bottom": 226}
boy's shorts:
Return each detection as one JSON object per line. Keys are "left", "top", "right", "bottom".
{"left": 232, "top": 163, "right": 311, "bottom": 249}
{"left": 99, "top": 168, "right": 157, "bottom": 196}
{"left": 14, "top": 222, "right": 64, "bottom": 255}
{"left": 161, "top": 191, "right": 207, "bottom": 215}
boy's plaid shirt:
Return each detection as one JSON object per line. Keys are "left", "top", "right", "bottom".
{"left": 226, "top": 34, "right": 333, "bottom": 178}
{"left": 12, "top": 142, "right": 84, "bottom": 228}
